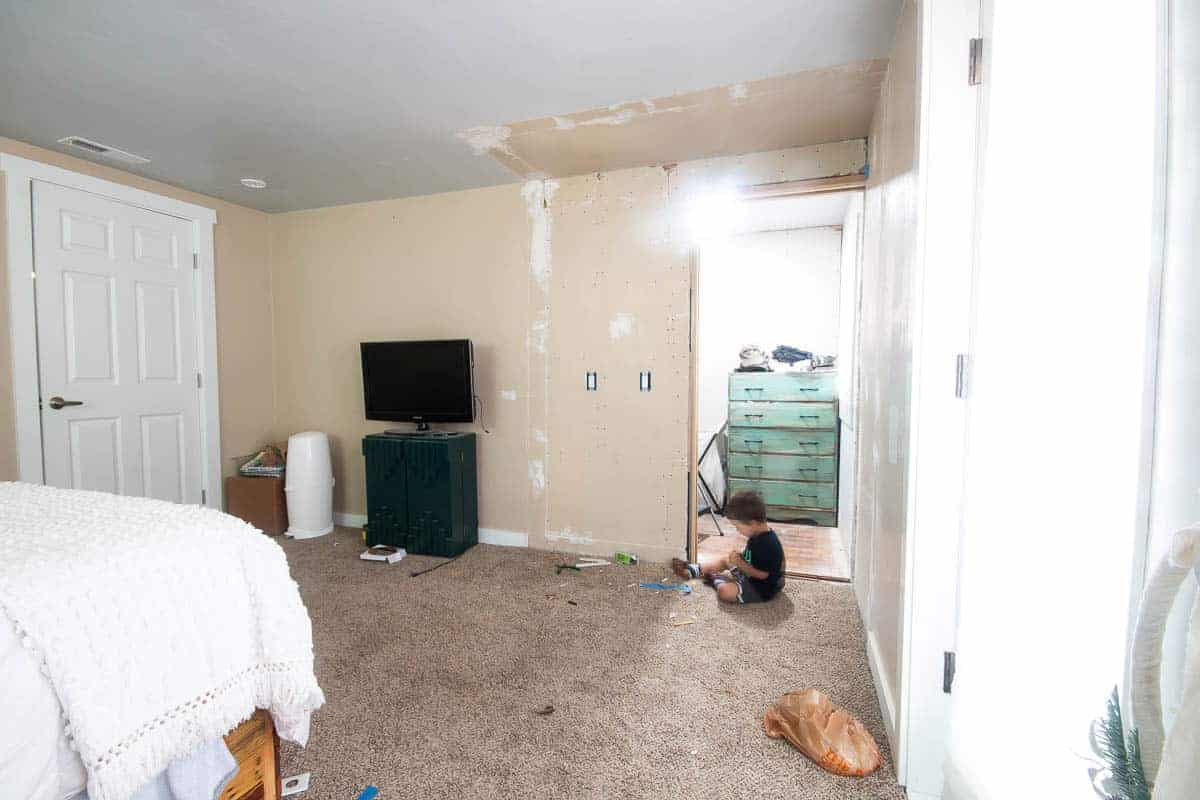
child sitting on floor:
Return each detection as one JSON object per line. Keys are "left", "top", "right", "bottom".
{"left": 673, "top": 489, "right": 786, "bottom": 604}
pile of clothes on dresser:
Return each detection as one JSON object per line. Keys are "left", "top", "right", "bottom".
{"left": 737, "top": 344, "right": 836, "bottom": 372}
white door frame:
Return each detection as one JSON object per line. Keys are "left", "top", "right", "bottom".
{"left": 886, "top": 0, "right": 983, "bottom": 796}
{"left": 2, "top": 153, "right": 223, "bottom": 509}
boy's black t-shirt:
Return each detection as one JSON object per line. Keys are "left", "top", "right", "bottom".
{"left": 742, "top": 529, "right": 786, "bottom": 599}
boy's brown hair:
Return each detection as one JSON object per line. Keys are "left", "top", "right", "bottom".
{"left": 725, "top": 489, "right": 767, "bottom": 523}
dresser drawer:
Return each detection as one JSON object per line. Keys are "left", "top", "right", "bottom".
{"left": 765, "top": 507, "right": 838, "bottom": 527}
{"left": 727, "top": 428, "right": 837, "bottom": 456}
{"left": 728, "top": 401, "right": 837, "bottom": 430}
{"left": 729, "top": 453, "right": 836, "bottom": 482}
{"left": 729, "top": 371, "right": 836, "bottom": 402}
{"left": 729, "top": 478, "right": 837, "bottom": 510}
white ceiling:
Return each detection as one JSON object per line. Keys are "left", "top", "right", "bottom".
{"left": 0, "top": 0, "right": 901, "bottom": 212}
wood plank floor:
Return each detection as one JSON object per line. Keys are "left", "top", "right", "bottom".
{"left": 696, "top": 513, "right": 850, "bottom": 582}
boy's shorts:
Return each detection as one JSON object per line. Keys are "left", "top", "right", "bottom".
{"left": 727, "top": 569, "right": 783, "bottom": 604}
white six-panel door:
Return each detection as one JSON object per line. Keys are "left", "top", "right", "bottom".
{"left": 32, "top": 180, "right": 202, "bottom": 503}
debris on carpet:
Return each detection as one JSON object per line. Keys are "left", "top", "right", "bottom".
{"left": 640, "top": 581, "right": 692, "bottom": 594}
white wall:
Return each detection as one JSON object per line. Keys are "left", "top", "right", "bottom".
{"left": 696, "top": 226, "right": 842, "bottom": 449}
{"left": 837, "top": 193, "right": 864, "bottom": 560}
{"left": 853, "top": 0, "right": 920, "bottom": 756}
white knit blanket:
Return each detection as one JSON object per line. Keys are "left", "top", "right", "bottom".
{"left": 0, "top": 483, "right": 325, "bottom": 800}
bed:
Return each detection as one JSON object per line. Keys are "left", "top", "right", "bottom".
{"left": 0, "top": 482, "right": 324, "bottom": 800}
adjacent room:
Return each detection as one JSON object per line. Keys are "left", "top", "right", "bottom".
{"left": 691, "top": 188, "right": 864, "bottom": 582}
{"left": 1, "top": 2, "right": 1192, "bottom": 800}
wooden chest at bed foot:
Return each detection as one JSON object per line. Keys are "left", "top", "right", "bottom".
{"left": 362, "top": 433, "right": 478, "bottom": 557}
{"left": 224, "top": 475, "right": 288, "bottom": 535}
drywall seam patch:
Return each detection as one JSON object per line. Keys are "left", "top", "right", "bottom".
{"left": 528, "top": 459, "right": 546, "bottom": 494}
{"left": 609, "top": 312, "right": 635, "bottom": 340}
{"left": 544, "top": 528, "right": 595, "bottom": 546}
{"left": 458, "top": 125, "right": 513, "bottom": 155}
{"left": 500, "top": 389, "right": 518, "bottom": 401}
{"left": 523, "top": 178, "right": 554, "bottom": 543}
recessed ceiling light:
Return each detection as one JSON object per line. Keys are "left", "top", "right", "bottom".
{"left": 240, "top": 177, "right": 267, "bottom": 189}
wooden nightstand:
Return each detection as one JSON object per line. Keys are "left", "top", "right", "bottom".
{"left": 225, "top": 475, "right": 288, "bottom": 535}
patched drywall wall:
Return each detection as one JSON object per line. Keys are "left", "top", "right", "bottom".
{"left": 696, "top": 227, "right": 843, "bottom": 451}
{"left": 851, "top": 0, "right": 919, "bottom": 737}
{"left": 269, "top": 139, "right": 866, "bottom": 561}
{"left": 0, "top": 136, "right": 276, "bottom": 482}
{"left": 461, "top": 62, "right": 886, "bottom": 180}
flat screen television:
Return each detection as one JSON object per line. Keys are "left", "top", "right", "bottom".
{"left": 360, "top": 339, "right": 474, "bottom": 429}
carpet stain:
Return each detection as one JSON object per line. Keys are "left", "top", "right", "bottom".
{"left": 279, "top": 528, "right": 906, "bottom": 800}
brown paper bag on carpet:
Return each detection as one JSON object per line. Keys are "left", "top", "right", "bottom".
{"left": 763, "top": 689, "right": 882, "bottom": 776}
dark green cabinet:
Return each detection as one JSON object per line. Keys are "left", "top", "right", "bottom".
{"left": 362, "top": 432, "right": 478, "bottom": 557}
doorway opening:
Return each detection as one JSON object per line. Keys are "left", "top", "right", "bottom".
{"left": 688, "top": 184, "right": 865, "bottom": 583}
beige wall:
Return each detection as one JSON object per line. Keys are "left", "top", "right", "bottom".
{"left": 270, "top": 139, "right": 866, "bottom": 561}
{"left": 0, "top": 137, "right": 275, "bottom": 482}
{"left": 851, "top": 0, "right": 919, "bottom": 738}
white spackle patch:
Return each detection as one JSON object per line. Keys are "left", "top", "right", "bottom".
{"left": 528, "top": 459, "right": 546, "bottom": 493}
{"left": 729, "top": 83, "right": 749, "bottom": 100}
{"left": 532, "top": 429, "right": 547, "bottom": 444}
{"left": 522, "top": 180, "right": 555, "bottom": 291}
{"left": 579, "top": 108, "right": 637, "bottom": 127}
{"left": 457, "top": 125, "right": 513, "bottom": 155}
{"left": 552, "top": 115, "right": 577, "bottom": 130}
{"left": 545, "top": 527, "right": 594, "bottom": 545}
{"left": 500, "top": 389, "right": 518, "bottom": 401}
{"left": 528, "top": 314, "right": 550, "bottom": 354}
{"left": 609, "top": 312, "right": 635, "bottom": 340}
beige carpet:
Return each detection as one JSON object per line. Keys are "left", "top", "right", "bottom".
{"left": 278, "top": 528, "right": 906, "bottom": 800}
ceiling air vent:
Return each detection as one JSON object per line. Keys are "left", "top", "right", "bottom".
{"left": 57, "top": 136, "right": 150, "bottom": 165}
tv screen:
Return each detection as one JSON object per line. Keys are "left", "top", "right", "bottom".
{"left": 360, "top": 339, "right": 474, "bottom": 424}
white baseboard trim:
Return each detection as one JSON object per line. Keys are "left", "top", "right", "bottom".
{"left": 478, "top": 528, "right": 529, "bottom": 548}
{"left": 866, "top": 629, "right": 900, "bottom": 769}
{"left": 333, "top": 514, "right": 528, "bottom": 549}
{"left": 333, "top": 511, "right": 367, "bottom": 528}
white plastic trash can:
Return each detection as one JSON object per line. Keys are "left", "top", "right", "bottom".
{"left": 285, "top": 431, "right": 334, "bottom": 539}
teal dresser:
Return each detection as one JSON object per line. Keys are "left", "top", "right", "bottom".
{"left": 362, "top": 432, "right": 478, "bottom": 557}
{"left": 726, "top": 371, "right": 838, "bottom": 527}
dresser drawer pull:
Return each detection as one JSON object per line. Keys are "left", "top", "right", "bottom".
{"left": 799, "top": 415, "right": 821, "bottom": 419}
{"left": 744, "top": 439, "right": 763, "bottom": 444}
{"left": 742, "top": 413, "right": 764, "bottom": 418}
{"left": 796, "top": 468, "right": 818, "bottom": 472}
{"left": 745, "top": 464, "right": 763, "bottom": 469}
{"left": 796, "top": 441, "right": 819, "bottom": 446}
{"left": 742, "top": 387, "right": 765, "bottom": 392}
{"left": 798, "top": 387, "right": 820, "bottom": 392}
{"left": 797, "top": 493, "right": 820, "bottom": 499}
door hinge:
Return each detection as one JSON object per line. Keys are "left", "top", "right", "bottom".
{"left": 943, "top": 651, "right": 957, "bottom": 693}
{"left": 968, "top": 38, "right": 984, "bottom": 86}
{"left": 196, "top": 372, "right": 203, "bottom": 389}
{"left": 192, "top": 252, "right": 199, "bottom": 270}
{"left": 201, "top": 488, "right": 207, "bottom": 504}
{"left": 955, "top": 354, "right": 968, "bottom": 398}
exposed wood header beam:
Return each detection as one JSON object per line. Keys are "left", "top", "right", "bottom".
{"left": 739, "top": 173, "right": 866, "bottom": 200}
